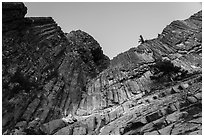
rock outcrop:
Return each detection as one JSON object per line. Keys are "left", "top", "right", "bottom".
{"left": 2, "top": 2, "right": 109, "bottom": 135}
{"left": 68, "top": 10, "right": 202, "bottom": 135}
{"left": 2, "top": 2, "right": 202, "bottom": 135}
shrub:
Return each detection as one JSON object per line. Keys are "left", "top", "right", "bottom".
{"left": 150, "top": 59, "right": 187, "bottom": 81}
{"left": 138, "top": 35, "right": 145, "bottom": 44}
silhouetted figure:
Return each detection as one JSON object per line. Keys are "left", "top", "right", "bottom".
{"left": 138, "top": 35, "right": 145, "bottom": 44}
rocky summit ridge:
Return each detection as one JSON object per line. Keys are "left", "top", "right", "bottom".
{"left": 2, "top": 2, "right": 202, "bottom": 135}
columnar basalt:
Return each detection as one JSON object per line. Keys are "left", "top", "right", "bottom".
{"left": 2, "top": 2, "right": 202, "bottom": 135}
{"left": 2, "top": 2, "right": 109, "bottom": 135}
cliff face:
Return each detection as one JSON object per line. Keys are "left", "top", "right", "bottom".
{"left": 70, "top": 10, "right": 202, "bottom": 135}
{"left": 2, "top": 2, "right": 202, "bottom": 135}
{"left": 2, "top": 2, "right": 109, "bottom": 134}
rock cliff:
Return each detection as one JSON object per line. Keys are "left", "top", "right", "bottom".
{"left": 2, "top": 2, "right": 202, "bottom": 135}
{"left": 2, "top": 2, "right": 109, "bottom": 134}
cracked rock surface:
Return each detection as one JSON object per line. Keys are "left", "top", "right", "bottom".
{"left": 2, "top": 2, "right": 202, "bottom": 135}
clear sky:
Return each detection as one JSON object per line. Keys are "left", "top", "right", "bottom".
{"left": 24, "top": 2, "right": 201, "bottom": 59}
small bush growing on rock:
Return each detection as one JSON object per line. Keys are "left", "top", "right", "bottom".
{"left": 150, "top": 59, "right": 187, "bottom": 81}
{"left": 138, "top": 35, "right": 145, "bottom": 44}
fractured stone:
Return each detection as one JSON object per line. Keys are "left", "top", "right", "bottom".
{"left": 73, "top": 126, "right": 87, "bottom": 135}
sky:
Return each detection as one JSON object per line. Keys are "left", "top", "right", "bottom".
{"left": 24, "top": 2, "right": 201, "bottom": 59}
